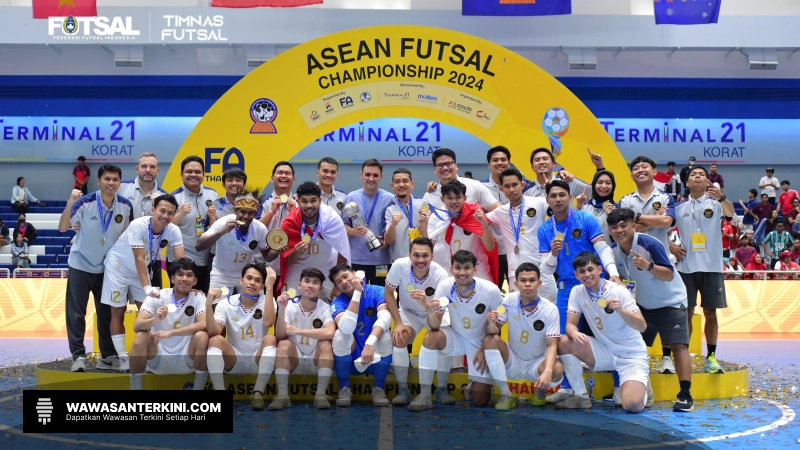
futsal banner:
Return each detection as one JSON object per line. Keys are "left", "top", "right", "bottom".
{"left": 462, "top": 0, "right": 571, "bottom": 17}
{"left": 23, "top": 390, "right": 233, "bottom": 433}
{"left": 32, "top": 0, "right": 97, "bottom": 19}
{"left": 654, "top": 0, "right": 721, "bottom": 25}
{"left": 211, "top": 0, "right": 322, "bottom": 7}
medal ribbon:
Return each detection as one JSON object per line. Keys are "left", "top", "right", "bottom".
{"left": 586, "top": 279, "right": 606, "bottom": 302}
{"left": 509, "top": 198, "right": 525, "bottom": 244}
{"left": 96, "top": 191, "right": 113, "bottom": 238}
{"left": 449, "top": 279, "right": 476, "bottom": 304}
{"left": 395, "top": 197, "right": 414, "bottom": 228}
{"left": 301, "top": 212, "right": 321, "bottom": 242}
{"left": 361, "top": 190, "right": 379, "bottom": 225}
{"left": 549, "top": 208, "right": 574, "bottom": 239}
{"left": 171, "top": 293, "right": 187, "bottom": 306}
{"left": 409, "top": 266, "right": 430, "bottom": 290}
{"left": 235, "top": 220, "right": 250, "bottom": 243}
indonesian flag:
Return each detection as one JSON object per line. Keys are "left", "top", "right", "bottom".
{"left": 653, "top": 171, "right": 674, "bottom": 192}
{"left": 278, "top": 203, "right": 350, "bottom": 291}
{"left": 444, "top": 203, "right": 500, "bottom": 285}
{"left": 33, "top": 0, "right": 97, "bottom": 19}
{"left": 212, "top": 0, "right": 322, "bottom": 7}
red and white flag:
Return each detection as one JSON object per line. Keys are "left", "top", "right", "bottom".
{"left": 653, "top": 171, "right": 674, "bottom": 192}
{"left": 212, "top": 0, "right": 322, "bottom": 7}
{"left": 33, "top": 0, "right": 97, "bottom": 19}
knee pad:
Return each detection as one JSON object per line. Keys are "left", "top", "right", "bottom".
{"left": 332, "top": 330, "right": 353, "bottom": 357}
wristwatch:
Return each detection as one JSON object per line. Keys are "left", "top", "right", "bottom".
{"left": 634, "top": 213, "right": 642, "bottom": 223}
{"left": 718, "top": 195, "right": 727, "bottom": 203}
{"left": 647, "top": 261, "right": 655, "bottom": 272}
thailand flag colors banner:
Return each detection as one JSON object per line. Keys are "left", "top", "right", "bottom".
{"left": 654, "top": 0, "right": 722, "bottom": 25}
{"left": 462, "top": 0, "right": 572, "bottom": 16}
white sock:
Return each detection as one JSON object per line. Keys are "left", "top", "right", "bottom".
{"left": 436, "top": 355, "right": 452, "bottom": 389}
{"left": 275, "top": 368, "right": 290, "bottom": 396}
{"left": 485, "top": 349, "right": 511, "bottom": 396}
{"left": 254, "top": 346, "right": 276, "bottom": 393}
{"left": 193, "top": 371, "right": 208, "bottom": 390}
{"left": 560, "top": 354, "right": 588, "bottom": 396}
{"left": 418, "top": 346, "right": 438, "bottom": 396}
{"left": 392, "top": 346, "right": 410, "bottom": 389}
{"left": 129, "top": 373, "right": 142, "bottom": 390}
{"left": 317, "top": 368, "right": 332, "bottom": 396}
{"left": 112, "top": 334, "right": 128, "bottom": 357}
{"left": 206, "top": 347, "right": 225, "bottom": 391}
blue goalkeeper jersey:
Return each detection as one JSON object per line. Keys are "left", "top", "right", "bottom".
{"left": 330, "top": 284, "right": 386, "bottom": 357}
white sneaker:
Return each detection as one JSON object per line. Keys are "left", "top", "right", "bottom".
{"left": 71, "top": 357, "right": 86, "bottom": 372}
{"left": 95, "top": 356, "right": 120, "bottom": 371}
{"left": 545, "top": 388, "right": 574, "bottom": 404}
{"left": 118, "top": 355, "right": 130, "bottom": 373}
{"left": 661, "top": 356, "right": 676, "bottom": 374}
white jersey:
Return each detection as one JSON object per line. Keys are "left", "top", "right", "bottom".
{"left": 207, "top": 215, "right": 269, "bottom": 279}
{"left": 567, "top": 281, "right": 647, "bottom": 358}
{"left": 283, "top": 236, "right": 338, "bottom": 287}
{"left": 446, "top": 226, "right": 492, "bottom": 282}
{"left": 140, "top": 288, "right": 206, "bottom": 354}
{"left": 385, "top": 258, "right": 449, "bottom": 318}
{"left": 105, "top": 216, "right": 183, "bottom": 279}
{"left": 486, "top": 197, "right": 549, "bottom": 275}
{"left": 214, "top": 294, "right": 270, "bottom": 355}
{"left": 434, "top": 277, "right": 503, "bottom": 341}
{"left": 497, "top": 292, "right": 560, "bottom": 360}
{"left": 283, "top": 298, "right": 333, "bottom": 356}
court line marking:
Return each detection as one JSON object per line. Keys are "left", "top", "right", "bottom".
{"left": 0, "top": 393, "right": 793, "bottom": 450}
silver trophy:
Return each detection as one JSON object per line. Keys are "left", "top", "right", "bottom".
{"left": 344, "top": 201, "right": 383, "bottom": 252}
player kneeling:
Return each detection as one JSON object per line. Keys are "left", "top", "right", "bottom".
{"left": 409, "top": 250, "right": 503, "bottom": 412}
{"left": 479, "top": 263, "right": 564, "bottom": 410}
{"left": 205, "top": 264, "right": 278, "bottom": 411}
{"left": 269, "top": 268, "right": 336, "bottom": 411}
{"left": 329, "top": 264, "right": 394, "bottom": 407}
{"left": 129, "top": 258, "right": 209, "bottom": 391}
{"left": 557, "top": 252, "right": 652, "bottom": 413}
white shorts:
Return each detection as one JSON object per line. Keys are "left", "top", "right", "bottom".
{"left": 440, "top": 327, "right": 487, "bottom": 382}
{"left": 398, "top": 308, "right": 451, "bottom": 336}
{"left": 228, "top": 346, "right": 260, "bottom": 374}
{"left": 209, "top": 271, "right": 239, "bottom": 305}
{"left": 146, "top": 341, "right": 195, "bottom": 375}
{"left": 293, "top": 348, "right": 318, "bottom": 376}
{"left": 588, "top": 337, "right": 649, "bottom": 387}
{"left": 101, "top": 269, "right": 144, "bottom": 307}
{"left": 505, "top": 350, "right": 564, "bottom": 387}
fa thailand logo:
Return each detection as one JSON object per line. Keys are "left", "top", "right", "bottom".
{"left": 63, "top": 16, "right": 79, "bottom": 34}
{"left": 249, "top": 98, "right": 278, "bottom": 134}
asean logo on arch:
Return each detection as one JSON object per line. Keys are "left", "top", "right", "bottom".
{"left": 250, "top": 98, "right": 278, "bottom": 134}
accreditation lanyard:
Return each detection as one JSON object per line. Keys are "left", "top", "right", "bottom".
{"left": 361, "top": 190, "right": 379, "bottom": 225}
{"left": 97, "top": 191, "right": 114, "bottom": 244}
{"left": 509, "top": 198, "right": 525, "bottom": 244}
{"left": 395, "top": 197, "right": 414, "bottom": 228}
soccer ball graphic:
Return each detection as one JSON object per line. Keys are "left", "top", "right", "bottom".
{"left": 543, "top": 108, "right": 569, "bottom": 136}
{"left": 253, "top": 101, "right": 276, "bottom": 122}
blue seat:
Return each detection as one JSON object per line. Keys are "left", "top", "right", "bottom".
{"left": 44, "top": 245, "right": 63, "bottom": 255}
{"left": 37, "top": 255, "right": 56, "bottom": 265}
{"left": 49, "top": 264, "right": 69, "bottom": 269}
{"left": 64, "top": 245, "right": 72, "bottom": 254}
{"left": 56, "top": 254, "right": 70, "bottom": 264}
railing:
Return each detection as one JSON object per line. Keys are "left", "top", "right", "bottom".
{"left": 724, "top": 270, "right": 800, "bottom": 280}
{"left": 13, "top": 268, "right": 69, "bottom": 278}
{"left": 0, "top": 268, "right": 10, "bottom": 278}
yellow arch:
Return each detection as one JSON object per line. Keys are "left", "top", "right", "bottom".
{"left": 164, "top": 25, "right": 634, "bottom": 194}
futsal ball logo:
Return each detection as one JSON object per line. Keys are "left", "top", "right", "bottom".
{"left": 250, "top": 98, "right": 278, "bottom": 134}
{"left": 543, "top": 108, "right": 569, "bottom": 135}
{"left": 36, "top": 398, "right": 54, "bottom": 425}
{"left": 63, "top": 16, "right": 79, "bottom": 35}
{"left": 360, "top": 92, "right": 371, "bottom": 103}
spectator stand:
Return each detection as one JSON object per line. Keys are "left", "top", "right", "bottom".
{"left": 0, "top": 200, "right": 74, "bottom": 275}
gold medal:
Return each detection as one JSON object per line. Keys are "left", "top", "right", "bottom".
{"left": 597, "top": 298, "right": 608, "bottom": 308}
{"left": 355, "top": 270, "right": 366, "bottom": 280}
{"left": 279, "top": 194, "right": 289, "bottom": 203}
{"left": 602, "top": 201, "right": 612, "bottom": 210}
{"left": 236, "top": 220, "right": 246, "bottom": 226}
{"left": 496, "top": 305, "right": 506, "bottom": 315}
{"left": 406, "top": 284, "right": 415, "bottom": 293}
{"left": 301, "top": 234, "right": 311, "bottom": 243}
{"left": 101, "top": 237, "right": 105, "bottom": 246}
{"left": 267, "top": 229, "right": 289, "bottom": 250}
{"left": 286, "top": 288, "right": 297, "bottom": 298}
{"left": 421, "top": 203, "right": 430, "bottom": 213}
{"left": 219, "top": 286, "right": 230, "bottom": 297}
{"left": 437, "top": 297, "right": 449, "bottom": 307}
{"left": 554, "top": 232, "right": 565, "bottom": 241}
{"left": 167, "top": 304, "right": 177, "bottom": 313}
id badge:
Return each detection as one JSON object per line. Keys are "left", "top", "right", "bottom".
{"left": 691, "top": 233, "right": 706, "bottom": 252}
{"left": 376, "top": 264, "right": 389, "bottom": 277}
{"left": 622, "top": 279, "right": 636, "bottom": 298}
{"left": 195, "top": 216, "right": 205, "bottom": 236}
{"left": 408, "top": 228, "right": 421, "bottom": 241}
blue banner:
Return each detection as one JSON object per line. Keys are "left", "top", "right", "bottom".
{"left": 654, "top": 0, "right": 721, "bottom": 25}
{"left": 462, "top": 0, "right": 571, "bottom": 17}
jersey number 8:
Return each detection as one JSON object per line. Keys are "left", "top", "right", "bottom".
{"left": 519, "top": 330, "right": 529, "bottom": 344}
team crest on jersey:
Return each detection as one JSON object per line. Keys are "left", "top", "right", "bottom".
{"left": 313, "top": 318, "right": 323, "bottom": 329}
{"left": 475, "top": 304, "right": 486, "bottom": 314}
{"left": 185, "top": 306, "right": 194, "bottom": 316}
{"left": 703, "top": 208, "right": 714, "bottom": 219}
{"left": 114, "top": 214, "right": 123, "bottom": 223}
{"left": 206, "top": 200, "right": 212, "bottom": 207}
{"left": 572, "top": 229, "right": 582, "bottom": 239}
{"left": 160, "top": 239, "right": 168, "bottom": 248}
{"left": 249, "top": 240, "right": 258, "bottom": 250}
{"left": 526, "top": 208, "right": 536, "bottom": 218}
{"left": 652, "top": 202, "right": 662, "bottom": 211}
{"left": 336, "top": 202, "right": 343, "bottom": 210}
{"left": 425, "top": 287, "right": 435, "bottom": 297}
{"left": 365, "top": 307, "right": 376, "bottom": 317}
{"left": 254, "top": 309, "right": 263, "bottom": 319}
{"left": 533, "top": 320, "right": 544, "bottom": 331}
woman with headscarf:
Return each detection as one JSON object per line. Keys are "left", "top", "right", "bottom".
{"left": 745, "top": 253, "right": 769, "bottom": 280}
{"left": 576, "top": 170, "right": 616, "bottom": 244}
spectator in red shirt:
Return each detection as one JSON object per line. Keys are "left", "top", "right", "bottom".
{"left": 73, "top": 156, "right": 90, "bottom": 195}
{"left": 751, "top": 193, "right": 775, "bottom": 223}
{"left": 791, "top": 238, "right": 800, "bottom": 264}
{"left": 734, "top": 234, "right": 757, "bottom": 268}
{"left": 774, "top": 251, "right": 800, "bottom": 279}
{"left": 721, "top": 218, "right": 735, "bottom": 258}
{"left": 777, "top": 180, "right": 799, "bottom": 217}
{"left": 708, "top": 163, "right": 725, "bottom": 194}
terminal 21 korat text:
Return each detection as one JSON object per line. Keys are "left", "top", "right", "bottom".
{"left": 601, "top": 120, "right": 746, "bottom": 159}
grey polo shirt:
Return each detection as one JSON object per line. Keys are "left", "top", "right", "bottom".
{"left": 525, "top": 174, "right": 588, "bottom": 199}
{"left": 674, "top": 195, "right": 725, "bottom": 274}
{"left": 170, "top": 184, "right": 220, "bottom": 266}
{"left": 481, "top": 177, "right": 507, "bottom": 257}
{"left": 619, "top": 189, "right": 675, "bottom": 251}
{"left": 613, "top": 232, "right": 687, "bottom": 309}
{"left": 384, "top": 197, "right": 417, "bottom": 263}
{"left": 68, "top": 193, "right": 134, "bottom": 274}
{"left": 320, "top": 184, "right": 347, "bottom": 218}
{"left": 117, "top": 178, "right": 168, "bottom": 219}
{"left": 342, "top": 188, "right": 394, "bottom": 266}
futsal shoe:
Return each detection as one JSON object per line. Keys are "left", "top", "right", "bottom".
{"left": 661, "top": 356, "right": 676, "bottom": 374}
{"left": 408, "top": 394, "right": 435, "bottom": 412}
{"left": 704, "top": 353, "right": 724, "bottom": 374}
{"left": 673, "top": 391, "right": 694, "bottom": 412}
{"left": 495, "top": 395, "right": 516, "bottom": 410}
{"left": 96, "top": 356, "right": 120, "bottom": 371}
{"left": 372, "top": 387, "right": 390, "bottom": 407}
{"left": 434, "top": 387, "right": 457, "bottom": 405}
{"left": 555, "top": 394, "right": 592, "bottom": 409}
{"left": 336, "top": 387, "right": 352, "bottom": 407}
{"left": 71, "top": 357, "right": 86, "bottom": 372}
{"left": 267, "top": 394, "right": 290, "bottom": 411}
{"left": 313, "top": 393, "right": 331, "bottom": 410}
{"left": 392, "top": 387, "right": 411, "bottom": 405}
{"left": 545, "top": 388, "right": 574, "bottom": 404}
{"left": 250, "top": 391, "right": 266, "bottom": 411}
